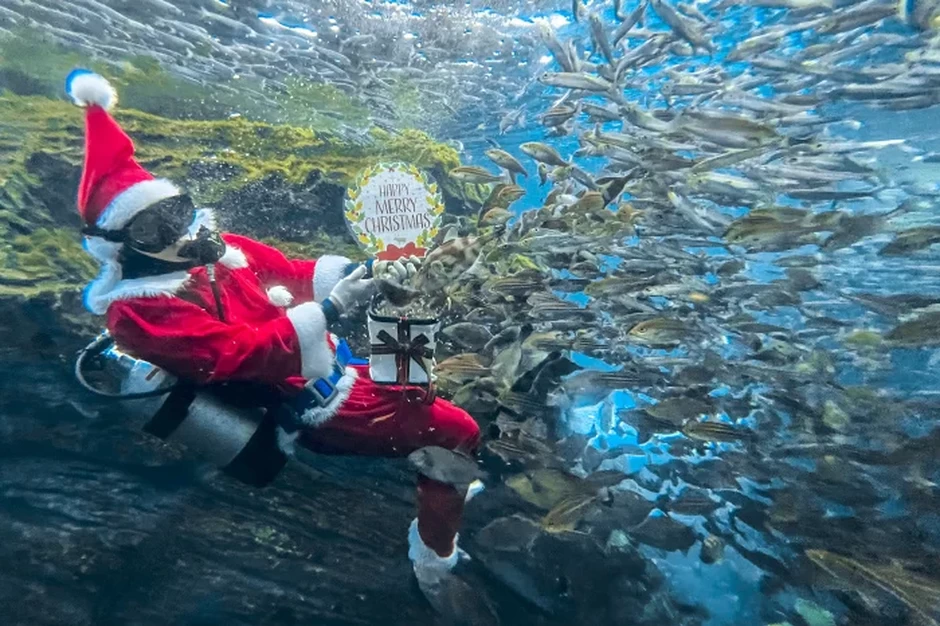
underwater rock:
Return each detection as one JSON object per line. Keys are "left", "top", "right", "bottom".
{"left": 0, "top": 356, "right": 448, "bottom": 626}
{"left": 217, "top": 170, "right": 350, "bottom": 241}
{"left": 471, "top": 515, "right": 701, "bottom": 625}
{"left": 628, "top": 510, "right": 698, "bottom": 553}
{"left": 0, "top": 288, "right": 96, "bottom": 360}
{"left": 0, "top": 91, "right": 461, "bottom": 219}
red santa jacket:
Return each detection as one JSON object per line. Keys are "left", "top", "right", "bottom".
{"left": 85, "top": 232, "right": 353, "bottom": 394}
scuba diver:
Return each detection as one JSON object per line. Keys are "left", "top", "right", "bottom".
{"left": 65, "top": 69, "right": 481, "bottom": 610}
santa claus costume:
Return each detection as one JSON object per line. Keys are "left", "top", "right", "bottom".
{"left": 66, "top": 69, "right": 480, "bottom": 584}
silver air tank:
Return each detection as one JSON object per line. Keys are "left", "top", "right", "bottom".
{"left": 76, "top": 332, "right": 287, "bottom": 487}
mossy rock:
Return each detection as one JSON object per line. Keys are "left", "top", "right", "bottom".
{"left": 438, "top": 173, "right": 492, "bottom": 216}
{"left": 264, "top": 234, "right": 366, "bottom": 264}
{"left": 0, "top": 93, "right": 460, "bottom": 207}
{"left": 0, "top": 228, "right": 96, "bottom": 296}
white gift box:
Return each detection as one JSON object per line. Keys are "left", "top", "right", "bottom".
{"left": 367, "top": 306, "right": 439, "bottom": 386}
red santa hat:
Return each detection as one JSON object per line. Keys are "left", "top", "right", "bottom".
{"left": 66, "top": 69, "right": 181, "bottom": 231}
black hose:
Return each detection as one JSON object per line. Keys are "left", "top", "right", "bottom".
{"left": 207, "top": 264, "right": 227, "bottom": 323}
{"left": 74, "top": 331, "right": 177, "bottom": 400}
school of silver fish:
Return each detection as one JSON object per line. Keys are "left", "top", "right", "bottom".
{"left": 402, "top": 2, "right": 940, "bottom": 624}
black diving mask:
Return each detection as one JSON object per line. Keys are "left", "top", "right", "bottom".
{"left": 83, "top": 194, "right": 196, "bottom": 253}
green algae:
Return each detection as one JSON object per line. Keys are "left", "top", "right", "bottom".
{"left": 0, "top": 93, "right": 459, "bottom": 202}
{"left": 0, "top": 29, "right": 112, "bottom": 100}
{"left": 0, "top": 228, "right": 96, "bottom": 296}
{"left": 843, "top": 329, "right": 884, "bottom": 349}
{"left": 265, "top": 233, "right": 366, "bottom": 264}
{"left": 0, "top": 28, "right": 457, "bottom": 135}
{"left": 278, "top": 78, "right": 372, "bottom": 134}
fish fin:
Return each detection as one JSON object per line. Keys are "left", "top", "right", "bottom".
{"left": 665, "top": 105, "right": 690, "bottom": 134}
{"left": 511, "top": 350, "right": 564, "bottom": 393}
{"left": 484, "top": 224, "right": 509, "bottom": 246}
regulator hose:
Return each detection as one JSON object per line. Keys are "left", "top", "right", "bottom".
{"left": 74, "top": 331, "right": 178, "bottom": 400}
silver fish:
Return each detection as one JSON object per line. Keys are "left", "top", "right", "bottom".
{"left": 538, "top": 72, "right": 614, "bottom": 92}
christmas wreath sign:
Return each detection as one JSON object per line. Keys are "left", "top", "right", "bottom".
{"left": 344, "top": 162, "right": 444, "bottom": 260}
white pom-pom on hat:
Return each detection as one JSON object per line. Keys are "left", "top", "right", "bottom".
{"left": 65, "top": 69, "right": 117, "bottom": 110}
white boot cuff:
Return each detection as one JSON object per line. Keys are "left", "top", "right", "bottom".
{"left": 408, "top": 518, "right": 459, "bottom": 572}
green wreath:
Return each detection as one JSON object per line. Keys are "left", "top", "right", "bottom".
{"left": 344, "top": 162, "right": 444, "bottom": 255}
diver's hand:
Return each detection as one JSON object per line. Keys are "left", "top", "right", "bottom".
{"left": 328, "top": 265, "right": 375, "bottom": 315}
{"left": 375, "top": 256, "right": 422, "bottom": 283}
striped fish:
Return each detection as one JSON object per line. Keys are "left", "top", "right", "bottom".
{"left": 540, "top": 492, "right": 598, "bottom": 534}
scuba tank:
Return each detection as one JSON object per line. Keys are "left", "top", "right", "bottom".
{"left": 75, "top": 331, "right": 287, "bottom": 487}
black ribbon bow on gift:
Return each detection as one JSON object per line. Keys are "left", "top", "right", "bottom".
{"left": 372, "top": 328, "right": 433, "bottom": 385}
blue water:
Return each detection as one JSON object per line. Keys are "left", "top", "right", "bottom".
{"left": 7, "top": 0, "right": 940, "bottom": 624}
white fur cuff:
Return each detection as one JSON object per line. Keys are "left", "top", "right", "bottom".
{"left": 313, "top": 255, "right": 352, "bottom": 303}
{"left": 298, "top": 368, "right": 358, "bottom": 427}
{"left": 408, "top": 518, "right": 459, "bottom": 573}
{"left": 286, "top": 302, "right": 335, "bottom": 381}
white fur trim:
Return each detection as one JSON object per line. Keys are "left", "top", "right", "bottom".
{"left": 83, "top": 258, "right": 121, "bottom": 315}
{"left": 276, "top": 428, "right": 300, "bottom": 456}
{"left": 187, "top": 208, "right": 217, "bottom": 237}
{"left": 84, "top": 269, "right": 191, "bottom": 315}
{"left": 313, "top": 255, "right": 351, "bottom": 303}
{"left": 97, "top": 178, "right": 181, "bottom": 231}
{"left": 67, "top": 71, "right": 117, "bottom": 110}
{"left": 297, "top": 367, "right": 358, "bottom": 427}
{"left": 83, "top": 236, "right": 122, "bottom": 263}
{"left": 266, "top": 285, "right": 294, "bottom": 308}
{"left": 219, "top": 245, "right": 248, "bottom": 270}
{"left": 285, "top": 301, "right": 335, "bottom": 381}
{"left": 408, "top": 518, "right": 460, "bottom": 586}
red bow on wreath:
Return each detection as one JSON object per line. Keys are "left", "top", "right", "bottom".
{"left": 376, "top": 241, "right": 427, "bottom": 261}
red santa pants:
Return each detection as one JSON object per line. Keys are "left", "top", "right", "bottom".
{"left": 297, "top": 365, "right": 480, "bottom": 557}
